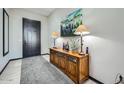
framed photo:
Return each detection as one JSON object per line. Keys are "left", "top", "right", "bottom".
{"left": 3, "top": 8, "right": 9, "bottom": 56}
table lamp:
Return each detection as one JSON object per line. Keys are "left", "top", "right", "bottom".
{"left": 51, "top": 31, "right": 59, "bottom": 48}
{"left": 74, "top": 25, "right": 89, "bottom": 55}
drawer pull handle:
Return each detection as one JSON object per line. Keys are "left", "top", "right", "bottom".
{"left": 56, "top": 53, "right": 64, "bottom": 57}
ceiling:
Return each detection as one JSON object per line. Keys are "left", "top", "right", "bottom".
{"left": 22, "top": 8, "right": 55, "bottom": 16}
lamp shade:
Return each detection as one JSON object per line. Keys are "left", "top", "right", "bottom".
{"left": 51, "top": 31, "right": 59, "bottom": 38}
{"left": 74, "top": 25, "right": 89, "bottom": 35}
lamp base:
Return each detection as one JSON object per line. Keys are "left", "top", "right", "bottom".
{"left": 79, "top": 52, "right": 85, "bottom": 55}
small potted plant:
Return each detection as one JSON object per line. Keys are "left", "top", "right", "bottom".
{"left": 69, "top": 38, "right": 80, "bottom": 53}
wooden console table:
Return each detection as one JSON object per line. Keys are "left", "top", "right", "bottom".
{"left": 50, "top": 48, "right": 89, "bottom": 84}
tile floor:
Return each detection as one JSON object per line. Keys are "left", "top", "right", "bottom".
{"left": 0, "top": 55, "right": 96, "bottom": 84}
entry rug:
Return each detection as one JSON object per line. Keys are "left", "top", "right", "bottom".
{"left": 20, "top": 56, "right": 73, "bottom": 84}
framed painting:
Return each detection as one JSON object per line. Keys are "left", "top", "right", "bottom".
{"left": 3, "top": 8, "right": 9, "bottom": 56}
{"left": 61, "top": 8, "right": 83, "bottom": 37}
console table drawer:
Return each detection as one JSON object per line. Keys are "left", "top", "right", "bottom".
{"left": 68, "top": 56, "right": 78, "bottom": 63}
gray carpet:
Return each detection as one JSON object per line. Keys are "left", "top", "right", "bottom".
{"left": 20, "top": 56, "right": 74, "bottom": 84}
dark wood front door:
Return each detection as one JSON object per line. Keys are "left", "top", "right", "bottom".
{"left": 23, "top": 18, "right": 41, "bottom": 58}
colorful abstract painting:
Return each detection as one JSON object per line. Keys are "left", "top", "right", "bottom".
{"left": 61, "top": 9, "right": 83, "bottom": 37}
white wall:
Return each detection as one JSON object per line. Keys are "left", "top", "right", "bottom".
{"left": 0, "top": 8, "right": 11, "bottom": 72}
{"left": 48, "top": 8, "right": 124, "bottom": 83}
{"left": 83, "top": 8, "right": 124, "bottom": 83}
{"left": 10, "top": 9, "right": 49, "bottom": 59}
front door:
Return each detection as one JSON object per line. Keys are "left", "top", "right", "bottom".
{"left": 23, "top": 18, "right": 41, "bottom": 58}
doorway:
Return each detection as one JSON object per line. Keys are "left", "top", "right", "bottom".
{"left": 23, "top": 18, "right": 41, "bottom": 58}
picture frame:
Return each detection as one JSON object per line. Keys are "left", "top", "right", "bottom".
{"left": 3, "top": 8, "right": 9, "bottom": 56}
